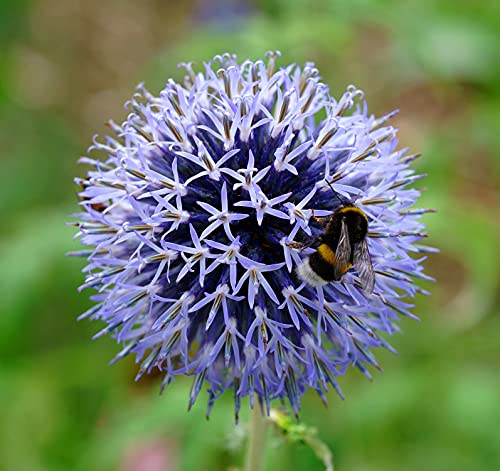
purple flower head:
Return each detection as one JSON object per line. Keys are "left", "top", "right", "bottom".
{"left": 72, "top": 52, "right": 432, "bottom": 420}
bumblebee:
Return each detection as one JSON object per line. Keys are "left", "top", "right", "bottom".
{"left": 295, "top": 182, "right": 375, "bottom": 293}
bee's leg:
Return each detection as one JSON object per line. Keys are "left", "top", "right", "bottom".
{"left": 311, "top": 209, "right": 329, "bottom": 227}
{"left": 287, "top": 236, "right": 321, "bottom": 251}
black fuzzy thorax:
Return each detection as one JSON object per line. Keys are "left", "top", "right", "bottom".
{"left": 309, "top": 252, "right": 338, "bottom": 281}
{"left": 323, "top": 206, "right": 368, "bottom": 262}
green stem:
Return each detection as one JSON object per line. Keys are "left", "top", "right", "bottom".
{"left": 244, "top": 406, "right": 268, "bottom": 471}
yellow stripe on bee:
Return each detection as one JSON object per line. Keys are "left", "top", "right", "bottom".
{"left": 338, "top": 206, "right": 368, "bottom": 221}
{"left": 318, "top": 244, "right": 352, "bottom": 274}
{"left": 318, "top": 244, "right": 337, "bottom": 265}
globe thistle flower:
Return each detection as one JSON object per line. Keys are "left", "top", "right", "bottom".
{"left": 72, "top": 52, "right": 432, "bottom": 420}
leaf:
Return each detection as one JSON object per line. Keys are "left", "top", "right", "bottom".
{"left": 269, "top": 409, "right": 334, "bottom": 471}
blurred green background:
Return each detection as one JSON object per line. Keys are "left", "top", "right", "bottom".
{"left": 1, "top": 0, "right": 499, "bottom": 470}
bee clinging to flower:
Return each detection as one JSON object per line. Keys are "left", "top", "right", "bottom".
{"left": 294, "top": 180, "right": 375, "bottom": 293}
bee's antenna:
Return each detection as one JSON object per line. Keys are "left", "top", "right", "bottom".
{"left": 325, "top": 179, "right": 350, "bottom": 206}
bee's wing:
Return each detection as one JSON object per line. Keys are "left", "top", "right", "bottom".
{"left": 353, "top": 239, "right": 375, "bottom": 293}
{"left": 333, "top": 218, "right": 351, "bottom": 280}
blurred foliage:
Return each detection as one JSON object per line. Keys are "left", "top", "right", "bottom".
{"left": 0, "top": 0, "right": 499, "bottom": 470}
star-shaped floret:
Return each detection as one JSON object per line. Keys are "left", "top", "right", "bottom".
{"left": 136, "top": 158, "right": 188, "bottom": 200}
{"left": 280, "top": 224, "right": 304, "bottom": 272}
{"left": 244, "top": 306, "right": 293, "bottom": 358}
{"left": 279, "top": 285, "right": 317, "bottom": 330}
{"left": 179, "top": 137, "right": 240, "bottom": 182}
{"left": 234, "top": 190, "right": 291, "bottom": 226}
{"left": 189, "top": 284, "right": 244, "bottom": 330}
{"left": 209, "top": 317, "right": 246, "bottom": 369}
{"left": 197, "top": 182, "right": 249, "bottom": 240}
{"left": 222, "top": 149, "right": 271, "bottom": 199}
{"left": 237, "top": 95, "right": 272, "bottom": 143}
{"left": 283, "top": 184, "right": 331, "bottom": 235}
{"left": 234, "top": 256, "right": 285, "bottom": 308}
{"left": 198, "top": 109, "right": 240, "bottom": 151}
{"left": 132, "top": 231, "right": 179, "bottom": 284}
{"left": 274, "top": 129, "right": 312, "bottom": 175}
{"left": 148, "top": 194, "right": 190, "bottom": 233}
{"left": 162, "top": 224, "right": 215, "bottom": 287}
{"left": 204, "top": 237, "right": 242, "bottom": 289}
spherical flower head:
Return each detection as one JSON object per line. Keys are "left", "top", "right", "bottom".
{"left": 72, "top": 52, "right": 432, "bottom": 420}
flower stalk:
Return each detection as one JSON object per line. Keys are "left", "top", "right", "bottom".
{"left": 244, "top": 406, "right": 268, "bottom": 471}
